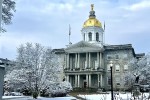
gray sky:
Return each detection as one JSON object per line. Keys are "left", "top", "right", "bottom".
{"left": 0, "top": 0, "right": 150, "bottom": 60}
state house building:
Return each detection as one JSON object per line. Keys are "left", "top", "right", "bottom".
{"left": 53, "top": 4, "right": 144, "bottom": 90}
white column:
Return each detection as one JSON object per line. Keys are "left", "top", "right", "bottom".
{"left": 86, "top": 53, "right": 88, "bottom": 69}
{"left": 89, "top": 74, "right": 91, "bottom": 87}
{"left": 75, "top": 54, "right": 77, "bottom": 68}
{"left": 70, "top": 76, "right": 72, "bottom": 86}
{"left": 65, "top": 76, "right": 67, "bottom": 81}
{"left": 78, "top": 53, "right": 80, "bottom": 68}
{"left": 92, "top": 32, "right": 95, "bottom": 41}
{"left": 86, "top": 74, "right": 89, "bottom": 87}
{"left": 100, "top": 74, "right": 103, "bottom": 87}
{"left": 66, "top": 75, "right": 69, "bottom": 82}
{"left": 98, "top": 74, "right": 100, "bottom": 88}
{"left": 89, "top": 53, "right": 91, "bottom": 68}
{"left": 75, "top": 75, "right": 77, "bottom": 87}
{"left": 78, "top": 75, "right": 80, "bottom": 87}
{"left": 65, "top": 54, "right": 67, "bottom": 69}
{"left": 97, "top": 52, "right": 100, "bottom": 68}
{"left": 67, "top": 54, "right": 70, "bottom": 69}
{"left": 100, "top": 53, "right": 102, "bottom": 67}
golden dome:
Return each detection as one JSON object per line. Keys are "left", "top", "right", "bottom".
{"left": 83, "top": 18, "right": 102, "bottom": 28}
{"left": 83, "top": 4, "right": 102, "bottom": 28}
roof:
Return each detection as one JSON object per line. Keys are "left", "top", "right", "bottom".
{"left": 104, "top": 44, "right": 136, "bottom": 57}
{"left": 104, "top": 44, "right": 133, "bottom": 50}
{"left": 135, "top": 53, "right": 145, "bottom": 59}
{"left": 0, "top": 58, "right": 10, "bottom": 65}
{"left": 0, "top": 58, "right": 15, "bottom": 66}
{"left": 65, "top": 41, "right": 104, "bottom": 53}
{"left": 52, "top": 48, "right": 65, "bottom": 54}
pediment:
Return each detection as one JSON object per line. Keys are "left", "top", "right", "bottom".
{"left": 65, "top": 41, "right": 103, "bottom": 53}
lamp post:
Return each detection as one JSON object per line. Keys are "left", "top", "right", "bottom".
{"left": 110, "top": 61, "right": 114, "bottom": 100}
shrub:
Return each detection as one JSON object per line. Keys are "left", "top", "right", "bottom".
{"left": 39, "top": 81, "right": 72, "bottom": 97}
{"left": 40, "top": 88, "right": 49, "bottom": 97}
{"left": 51, "top": 89, "right": 67, "bottom": 97}
{"left": 20, "top": 87, "right": 32, "bottom": 96}
{"left": 32, "top": 91, "right": 38, "bottom": 99}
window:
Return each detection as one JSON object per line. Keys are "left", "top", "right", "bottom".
{"left": 96, "top": 32, "right": 99, "bottom": 41}
{"left": 115, "top": 65, "right": 120, "bottom": 72}
{"left": 116, "top": 83, "right": 120, "bottom": 85}
{"left": 124, "top": 76, "right": 129, "bottom": 86}
{"left": 107, "top": 77, "right": 111, "bottom": 85}
{"left": 124, "top": 65, "right": 128, "bottom": 71}
{"left": 115, "top": 77, "right": 120, "bottom": 85}
{"left": 123, "top": 54, "right": 127, "bottom": 58}
{"left": 88, "top": 32, "right": 92, "bottom": 41}
{"left": 107, "top": 64, "right": 111, "bottom": 71}
{"left": 107, "top": 55, "right": 113, "bottom": 60}
{"left": 115, "top": 55, "right": 119, "bottom": 59}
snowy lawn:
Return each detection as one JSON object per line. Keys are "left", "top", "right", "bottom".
{"left": 2, "top": 96, "right": 77, "bottom": 100}
{"left": 78, "top": 92, "right": 150, "bottom": 100}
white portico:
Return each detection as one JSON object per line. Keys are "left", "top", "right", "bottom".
{"left": 64, "top": 41, "right": 104, "bottom": 88}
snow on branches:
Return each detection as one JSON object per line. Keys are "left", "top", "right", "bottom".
{"left": 5, "top": 43, "right": 63, "bottom": 94}
{"left": 124, "top": 53, "right": 150, "bottom": 86}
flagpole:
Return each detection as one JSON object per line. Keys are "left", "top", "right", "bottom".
{"left": 103, "top": 21, "right": 105, "bottom": 45}
{"left": 69, "top": 24, "right": 71, "bottom": 45}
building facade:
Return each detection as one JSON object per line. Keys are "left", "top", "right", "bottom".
{"left": 53, "top": 4, "right": 144, "bottom": 90}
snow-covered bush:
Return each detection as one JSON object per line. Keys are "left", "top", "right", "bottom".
{"left": 51, "top": 89, "right": 67, "bottom": 97}
{"left": 20, "top": 86, "right": 32, "bottom": 96}
{"left": 59, "top": 81, "right": 72, "bottom": 93}
{"left": 44, "top": 81, "right": 72, "bottom": 97}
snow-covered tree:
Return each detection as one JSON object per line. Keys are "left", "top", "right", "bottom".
{"left": 1, "top": 0, "right": 16, "bottom": 32}
{"left": 124, "top": 53, "right": 150, "bottom": 89}
{"left": 5, "top": 43, "right": 63, "bottom": 97}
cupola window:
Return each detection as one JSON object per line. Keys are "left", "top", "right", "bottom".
{"left": 96, "top": 32, "right": 99, "bottom": 41}
{"left": 88, "top": 32, "right": 92, "bottom": 41}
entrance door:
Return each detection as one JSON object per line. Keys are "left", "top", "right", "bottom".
{"left": 84, "top": 81, "right": 87, "bottom": 88}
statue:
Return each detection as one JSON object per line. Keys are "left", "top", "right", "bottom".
{"left": 134, "top": 73, "right": 140, "bottom": 83}
{"left": 91, "top": 4, "right": 94, "bottom": 11}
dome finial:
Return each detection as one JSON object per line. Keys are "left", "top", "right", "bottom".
{"left": 91, "top": 4, "right": 94, "bottom": 11}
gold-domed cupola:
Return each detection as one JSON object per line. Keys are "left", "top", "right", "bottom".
{"left": 83, "top": 4, "right": 102, "bottom": 28}
{"left": 81, "top": 4, "right": 104, "bottom": 47}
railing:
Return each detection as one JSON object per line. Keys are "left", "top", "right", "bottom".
{"left": 64, "top": 67, "right": 104, "bottom": 72}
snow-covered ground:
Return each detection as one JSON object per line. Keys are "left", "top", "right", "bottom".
{"left": 2, "top": 96, "right": 77, "bottom": 100}
{"left": 78, "top": 92, "right": 150, "bottom": 100}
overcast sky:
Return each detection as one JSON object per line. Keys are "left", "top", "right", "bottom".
{"left": 0, "top": 0, "right": 150, "bottom": 60}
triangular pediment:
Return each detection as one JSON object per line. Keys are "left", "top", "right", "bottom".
{"left": 65, "top": 41, "right": 103, "bottom": 53}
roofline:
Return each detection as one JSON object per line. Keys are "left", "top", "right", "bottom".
{"left": 104, "top": 44, "right": 136, "bottom": 57}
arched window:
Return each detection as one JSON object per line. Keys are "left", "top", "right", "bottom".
{"left": 96, "top": 32, "right": 99, "bottom": 41}
{"left": 88, "top": 32, "right": 92, "bottom": 41}
{"left": 115, "top": 65, "right": 120, "bottom": 72}
{"left": 124, "top": 65, "right": 128, "bottom": 71}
